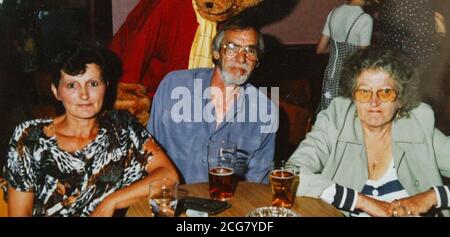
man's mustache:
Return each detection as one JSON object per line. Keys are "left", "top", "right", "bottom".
{"left": 226, "top": 63, "right": 250, "bottom": 73}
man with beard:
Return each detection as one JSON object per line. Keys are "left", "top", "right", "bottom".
{"left": 147, "top": 20, "right": 277, "bottom": 184}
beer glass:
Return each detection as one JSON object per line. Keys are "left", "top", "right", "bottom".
{"left": 207, "top": 141, "right": 237, "bottom": 201}
{"left": 270, "top": 161, "right": 295, "bottom": 208}
{"left": 148, "top": 178, "right": 178, "bottom": 217}
{"left": 285, "top": 162, "right": 300, "bottom": 196}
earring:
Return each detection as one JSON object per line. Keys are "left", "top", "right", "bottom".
{"left": 213, "top": 51, "right": 220, "bottom": 60}
{"left": 395, "top": 111, "right": 401, "bottom": 119}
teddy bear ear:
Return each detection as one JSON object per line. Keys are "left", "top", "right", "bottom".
{"left": 228, "top": 0, "right": 264, "bottom": 20}
{"left": 241, "top": 0, "right": 264, "bottom": 8}
{"left": 194, "top": 0, "right": 264, "bottom": 22}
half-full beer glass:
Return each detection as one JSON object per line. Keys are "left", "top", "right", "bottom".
{"left": 270, "top": 161, "right": 295, "bottom": 208}
{"left": 207, "top": 141, "right": 237, "bottom": 201}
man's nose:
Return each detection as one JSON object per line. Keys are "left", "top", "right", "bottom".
{"left": 235, "top": 49, "right": 247, "bottom": 63}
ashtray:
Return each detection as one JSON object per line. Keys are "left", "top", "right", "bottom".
{"left": 247, "top": 206, "right": 299, "bottom": 217}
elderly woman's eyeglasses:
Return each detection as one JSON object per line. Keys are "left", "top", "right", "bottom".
{"left": 353, "top": 88, "right": 398, "bottom": 103}
{"left": 222, "top": 42, "right": 259, "bottom": 62}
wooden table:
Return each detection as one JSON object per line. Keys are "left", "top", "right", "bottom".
{"left": 126, "top": 182, "right": 343, "bottom": 217}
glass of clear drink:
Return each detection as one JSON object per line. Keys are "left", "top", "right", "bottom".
{"left": 148, "top": 178, "right": 178, "bottom": 217}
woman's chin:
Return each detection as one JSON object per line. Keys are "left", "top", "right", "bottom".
{"left": 363, "top": 119, "right": 391, "bottom": 129}
{"left": 67, "top": 110, "right": 101, "bottom": 120}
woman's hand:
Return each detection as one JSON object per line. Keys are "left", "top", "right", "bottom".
{"left": 90, "top": 196, "right": 118, "bottom": 217}
{"left": 391, "top": 189, "right": 438, "bottom": 217}
{"left": 356, "top": 194, "right": 392, "bottom": 217}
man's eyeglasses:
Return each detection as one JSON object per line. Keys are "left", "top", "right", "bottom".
{"left": 222, "top": 42, "right": 259, "bottom": 62}
{"left": 353, "top": 88, "right": 398, "bottom": 103}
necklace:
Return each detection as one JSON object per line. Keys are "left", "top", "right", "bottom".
{"left": 371, "top": 160, "right": 377, "bottom": 173}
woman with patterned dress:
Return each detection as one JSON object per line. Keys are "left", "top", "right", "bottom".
{"left": 1, "top": 42, "right": 179, "bottom": 217}
{"left": 377, "top": 0, "right": 446, "bottom": 113}
{"left": 316, "top": 0, "right": 374, "bottom": 112}
{"left": 378, "top": 0, "right": 438, "bottom": 70}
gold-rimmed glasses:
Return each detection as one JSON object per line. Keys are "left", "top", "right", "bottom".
{"left": 222, "top": 42, "right": 259, "bottom": 62}
{"left": 353, "top": 88, "right": 398, "bottom": 103}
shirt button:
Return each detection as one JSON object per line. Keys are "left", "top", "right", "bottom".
{"left": 202, "top": 159, "right": 206, "bottom": 163}
{"left": 415, "top": 180, "right": 420, "bottom": 187}
{"left": 372, "top": 189, "right": 379, "bottom": 196}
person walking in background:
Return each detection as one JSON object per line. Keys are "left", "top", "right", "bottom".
{"left": 377, "top": 0, "right": 438, "bottom": 70}
{"left": 430, "top": 0, "right": 450, "bottom": 135}
{"left": 315, "top": 0, "right": 374, "bottom": 113}
{"left": 376, "top": 0, "right": 448, "bottom": 120}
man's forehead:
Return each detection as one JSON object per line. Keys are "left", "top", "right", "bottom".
{"left": 223, "top": 29, "right": 258, "bottom": 45}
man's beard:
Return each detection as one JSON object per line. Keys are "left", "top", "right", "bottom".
{"left": 220, "top": 62, "right": 251, "bottom": 86}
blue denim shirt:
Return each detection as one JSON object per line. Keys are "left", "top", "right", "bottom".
{"left": 147, "top": 68, "right": 277, "bottom": 184}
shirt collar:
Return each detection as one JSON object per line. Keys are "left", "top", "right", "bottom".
{"left": 204, "top": 68, "right": 249, "bottom": 115}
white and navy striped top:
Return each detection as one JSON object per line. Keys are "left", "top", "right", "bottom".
{"left": 350, "top": 159, "right": 409, "bottom": 217}
{"left": 433, "top": 186, "right": 450, "bottom": 209}
{"left": 321, "top": 159, "right": 408, "bottom": 216}
{"left": 320, "top": 157, "right": 450, "bottom": 216}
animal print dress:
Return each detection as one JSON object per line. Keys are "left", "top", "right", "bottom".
{"left": 2, "top": 110, "right": 154, "bottom": 216}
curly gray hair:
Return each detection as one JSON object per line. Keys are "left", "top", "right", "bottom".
{"left": 340, "top": 47, "right": 420, "bottom": 119}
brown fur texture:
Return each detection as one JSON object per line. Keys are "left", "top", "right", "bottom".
{"left": 195, "top": 0, "right": 263, "bottom": 22}
{"left": 114, "top": 82, "right": 151, "bottom": 126}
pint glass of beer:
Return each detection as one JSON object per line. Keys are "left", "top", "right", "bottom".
{"left": 270, "top": 161, "right": 296, "bottom": 208}
{"left": 207, "top": 141, "right": 237, "bottom": 201}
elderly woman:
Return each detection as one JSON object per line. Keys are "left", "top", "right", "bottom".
{"left": 288, "top": 48, "right": 450, "bottom": 217}
{"left": 1, "top": 42, "right": 178, "bottom": 217}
